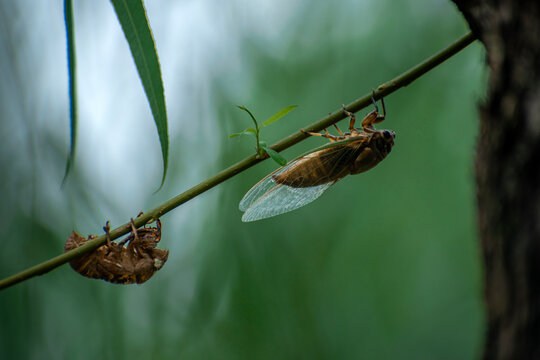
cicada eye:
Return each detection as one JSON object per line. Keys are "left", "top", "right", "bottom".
{"left": 382, "top": 130, "right": 394, "bottom": 140}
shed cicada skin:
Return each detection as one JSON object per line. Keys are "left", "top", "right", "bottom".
{"left": 240, "top": 93, "right": 395, "bottom": 222}
{"left": 65, "top": 217, "right": 169, "bottom": 284}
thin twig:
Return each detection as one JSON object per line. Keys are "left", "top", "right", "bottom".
{"left": 0, "top": 31, "right": 476, "bottom": 291}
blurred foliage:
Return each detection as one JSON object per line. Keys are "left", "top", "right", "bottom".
{"left": 0, "top": 0, "right": 485, "bottom": 359}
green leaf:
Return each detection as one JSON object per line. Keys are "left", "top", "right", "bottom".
{"left": 111, "top": 0, "right": 169, "bottom": 188}
{"left": 229, "top": 128, "right": 256, "bottom": 138}
{"left": 262, "top": 146, "right": 287, "bottom": 166}
{"left": 62, "top": 0, "right": 78, "bottom": 186}
{"left": 261, "top": 105, "right": 298, "bottom": 127}
{"left": 237, "top": 105, "right": 259, "bottom": 130}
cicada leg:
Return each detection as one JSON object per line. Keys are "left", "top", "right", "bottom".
{"left": 362, "top": 90, "right": 386, "bottom": 130}
{"left": 300, "top": 128, "right": 340, "bottom": 142}
{"left": 155, "top": 218, "right": 162, "bottom": 234}
{"left": 128, "top": 218, "right": 140, "bottom": 240}
{"left": 333, "top": 124, "right": 344, "bottom": 136}
{"left": 103, "top": 221, "right": 112, "bottom": 245}
{"left": 370, "top": 89, "right": 379, "bottom": 113}
{"left": 341, "top": 104, "right": 356, "bottom": 131}
{"left": 125, "top": 218, "right": 140, "bottom": 253}
{"left": 371, "top": 88, "right": 386, "bottom": 118}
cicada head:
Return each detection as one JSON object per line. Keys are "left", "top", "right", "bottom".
{"left": 377, "top": 129, "right": 395, "bottom": 157}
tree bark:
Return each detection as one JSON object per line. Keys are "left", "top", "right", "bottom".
{"left": 451, "top": 1, "right": 540, "bottom": 359}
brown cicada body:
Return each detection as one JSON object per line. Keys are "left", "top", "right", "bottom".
{"left": 240, "top": 93, "right": 395, "bottom": 221}
{"left": 65, "top": 219, "right": 169, "bottom": 284}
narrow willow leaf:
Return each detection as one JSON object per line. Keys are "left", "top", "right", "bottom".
{"left": 62, "top": 0, "right": 78, "bottom": 186}
{"left": 110, "top": 0, "right": 169, "bottom": 188}
{"left": 262, "top": 146, "right": 287, "bottom": 166}
{"left": 237, "top": 105, "right": 259, "bottom": 129}
{"left": 261, "top": 105, "right": 298, "bottom": 127}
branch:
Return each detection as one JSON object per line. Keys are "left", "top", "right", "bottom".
{"left": 0, "top": 31, "right": 476, "bottom": 291}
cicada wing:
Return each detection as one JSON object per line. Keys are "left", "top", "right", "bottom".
{"left": 241, "top": 180, "right": 336, "bottom": 222}
{"left": 239, "top": 161, "right": 299, "bottom": 211}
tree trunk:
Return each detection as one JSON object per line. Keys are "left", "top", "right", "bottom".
{"left": 451, "top": 1, "right": 540, "bottom": 359}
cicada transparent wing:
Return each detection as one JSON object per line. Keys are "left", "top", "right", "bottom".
{"left": 240, "top": 165, "right": 336, "bottom": 222}
{"left": 238, "top": 165, "right": 291, "bottom": 212}
{"left": 241, "top": 183, "right": 335, "bottom": 222}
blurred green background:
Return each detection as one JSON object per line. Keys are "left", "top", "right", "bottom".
{"left": 0, "top": 0, "right": 485, "bottom": 359}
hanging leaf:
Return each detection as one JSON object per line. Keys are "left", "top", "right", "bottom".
{"left": 62, "top": 0, "right": 78, "bottom": 186}
{"left": 110, "top": 0, "right": 169, "bottom": 188}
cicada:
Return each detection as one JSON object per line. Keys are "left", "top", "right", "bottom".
{"left": 239, "top": 95, "right": 395, "bottom": 222}
{"left": 64, "top": 218, "right": 169, "bottom": 284}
